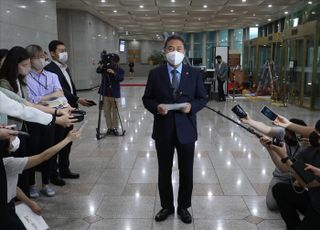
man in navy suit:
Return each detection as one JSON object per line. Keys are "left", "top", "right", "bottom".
{"left": 45, "top": 40, "right": 92, "bottom": 186}
{"left": 142, "top": 35, "right": 208, "bottom": 224}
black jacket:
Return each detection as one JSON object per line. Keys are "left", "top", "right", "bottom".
{"left": 44, "top": 62, "right": 79, "bottom": 107}
{"left": 142, "top": 64, "right": 208, "bottom": 144}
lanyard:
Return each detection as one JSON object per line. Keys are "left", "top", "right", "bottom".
{"left": 30, "top": 72, "right": 48, "bottom": 90}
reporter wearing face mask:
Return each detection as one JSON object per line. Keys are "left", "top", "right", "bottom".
{"left": 45, "top": 40, "right": 93, "bottom": 185}
{"left": 264, "top": 120, "right": 320, "bottom": 230}
{"left": 25, "top": 44, "right": 70, "bottom": 198}
{"left": 142, "top": 35, "right": 208, "bottom": 224}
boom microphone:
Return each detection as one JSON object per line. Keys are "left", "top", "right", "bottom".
{"left": 177, "top": 91, "right": 263, "bottom": 139}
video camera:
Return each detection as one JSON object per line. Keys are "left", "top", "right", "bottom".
{"left": 99, "top": 50, "right": 119, "bottom": 71}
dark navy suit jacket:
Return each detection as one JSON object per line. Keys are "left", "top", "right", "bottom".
{"left": 142, "top": 64, "right": 208, "bottom": 144}
{"left": 44, "top": 62, "right": 79, "bottom": 108}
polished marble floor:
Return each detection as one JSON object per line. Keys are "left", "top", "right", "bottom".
{"left": 34, "top": 77, "right": 319, "bottom": 230}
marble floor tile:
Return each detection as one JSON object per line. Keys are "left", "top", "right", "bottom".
{"left": 96, "top": 196, "right": 155, "bottom": 218}
{"left": 194, "top": 219, "right": 257, "bottom": 230}
{"left": 192, "top": 196, "right": 250, "bottom": 220}
{"left": 242, "top": 196, "right": 282, "bottom": 219}
{"left": 89, "top": 219, "right": 152, "bottom": 230}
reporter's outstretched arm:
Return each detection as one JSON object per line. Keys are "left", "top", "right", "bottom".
{"left": 260, "top": 136, "right": 289, "bottom": 173}
{"left": 273, "top": 115, "right": 314, "bottom": 137}
{"left": 25, "top": 130, "right": 81, "bottom": 170}
{"left": 242, "top": 115, "right": 277, "bottom": 137}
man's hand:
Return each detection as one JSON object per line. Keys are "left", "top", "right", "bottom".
{"left": 259, "top": 136, "right": 272, "bottom": 148}
{"left": 55, "top": 114, "right": 77, "bottom": 127}
{"left": 180, "top": 103, "right": 191, "bottom": 114}
{"left": 305, "top": 164, "right": 320, "bottom": 177}
{"left": 107, "top": 69, "right": 115, "bottom": 74}
{"left": 29, "top": 200, "right": 42, "bottom": 215}
{"left": 0, "top": 128, "right": 18, "bottom": 140}
{"left": 273, "top": 115, "right": 290, "bottom": 128}
{"left": 240, "top": 114, "right": 252, "bottom": 124}
{"left": 157, "top": 104, "right": 168, "bottom": 115}
{"left": 78, "top": 98, "right": 91, "bottom": 107}
{"left": 57, "top": 107, "right": 75, "bottom": 116}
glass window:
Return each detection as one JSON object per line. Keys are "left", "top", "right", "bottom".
{"left": 249, "top": 27, "right": 258, "bottom": 40}
{"left": 219, "top": 30, "right": 228, "bottom": 46}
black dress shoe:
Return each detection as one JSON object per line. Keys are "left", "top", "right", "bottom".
{"left": 177, "top": 208, "right": 192, "bottom": 224}
{"left": 155, "top": 208, "right": 174, "bottom": 222}
{"left": 60, "top": 171, "right": 80, "bottom": 179}
{"left": 50, "top": 176, "right": 66, "bottom": 186}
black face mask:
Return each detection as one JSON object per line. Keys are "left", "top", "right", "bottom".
{"left": 285, "top": 136, "right": 299, "bottom": 146}
{"left": 309, "top": 131, "right": 320, "bottom": 147}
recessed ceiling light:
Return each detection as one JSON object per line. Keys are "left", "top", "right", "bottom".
{"left": 113, "top": 10, "right": 117, "bottom": 13}
{"left": 284, "top": 11, "right": 288, "bottom": 14}
{"left": 172, "top": 10, "right": 175, "bottom": 13}
{"left": 19, "top": 5, "right": 27, "bottom": 8}
{"left": 139, "top": 5, "right": 144, "bottom": 8}
{"left": 230, "top": 9, "right": 234, "bottom": 13}
{"left": 253, "top": 13, "right": 256, "bottom": 16}
{"left": 268, "top": 4, "right": 272, "bottom": 7}
{"left": 311, "top": 11, "right": 316, "bottom": 14}
{"left": 97, "top": 34, "right": 101, "bottom": 37}
{"left": 255, "top": 24, "right": 259, "bottom": 26}
{"left": 6, "top": 9, "right": 11, "bottom": 13}
{"left": 203, "top": 5, "right": 208, "bottom": 8}
{"left": 171, "top": 0, "right": 176, "bottom": 2}
{"left": 268, "top": 18, "right": 272, "bottom": 21}
{"left": 101, "top": 0, "right": 106, "bottom": 2}
{"left": 308, "top": 1, "right": 312, "bottom": 4}
{"left": 40, "top": 0, "right": 46, "bottom": 3}
{"left": 242, "top": 0, "right": 246, "bottom": 2}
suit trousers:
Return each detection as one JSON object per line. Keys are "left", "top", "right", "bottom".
{"left": 27, "top": 123, "right": 54, "bottom": 185}
{"left": 217, "top": 78, "right": 225, "bottom": 100}
{"left": 103, "top": 96, "right": 119, "bottom": 129}
{"left": 51, "top": 125, "right": 72, "bottom": 177}
{"left": 272, "top": 183, "right": 320, "bottom": 230}
{"left": 155, "top": 135, "right": 195, "bottom": 209}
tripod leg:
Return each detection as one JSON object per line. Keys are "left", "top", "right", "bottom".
{"left": 113, "top": 97, "right": 125, "bottom": 136}
{"left": 96, "top": 93, "right": 104, "bottom": 139}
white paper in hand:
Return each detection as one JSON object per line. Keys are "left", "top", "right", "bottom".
{"left": 165, "top": 103, "right": 188, "bottom": 111}
{"left": 15, "top": 203, "right": 49, "bottom": 230}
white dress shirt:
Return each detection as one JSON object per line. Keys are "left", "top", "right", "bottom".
{"left": 52, "top": 60, "right": 74, "bottom": 94}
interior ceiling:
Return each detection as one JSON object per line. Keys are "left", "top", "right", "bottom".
{"left": 56, "top": 0, "right": 316, "bottom": 40}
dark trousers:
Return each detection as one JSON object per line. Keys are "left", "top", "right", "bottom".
{"left": 27, "top": 123, "right": 54, "bottom": 185}
{"left": 13, "top": 133, "right": 29, "bottom": 196}
{"left": 7, "top": 200, "right": 26, "bottom": 230}
{"left": 272, "top": 183, "right": 320, "bottom": 230}
{"left": 155, "top": 137, "right": 195, "bottom": 209}
{"left": 51, "top": 125, "right": 72, "bottom": 177}
{"left": 217, "top": 78, "right": 225, "bottom": 100}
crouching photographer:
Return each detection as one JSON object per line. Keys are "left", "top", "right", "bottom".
{"left": 259, "top": 120, "right": 320, "bottom": 230}
{"left": 240, "top": 115, "right": 308, "bottom": 211}
{"left": 96, "top": 52, "right": 124, "bottom": 136}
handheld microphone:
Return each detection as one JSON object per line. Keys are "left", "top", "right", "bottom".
{"left": 178, "top": 91, "right": 263, "bottom": 139}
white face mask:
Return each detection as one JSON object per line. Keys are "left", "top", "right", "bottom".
{"left": 32, "top": 58, "right": 45, "bottom": 71}
{"left": 9, "top": 137, "right": 20, "bottom": 152}
{"left": 58, "top": 52, "right": 68, "bottom": 64}
{"left": 166, "top": 51, "right": 184, "bottom": 66}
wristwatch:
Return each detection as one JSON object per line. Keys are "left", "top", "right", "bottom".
{"left": 281, "top": 156, "right": 291, "bottom": 164}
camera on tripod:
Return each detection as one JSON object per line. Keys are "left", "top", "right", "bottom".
{"left": 99, "top": 50, "right": 117, "bottom": 72}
